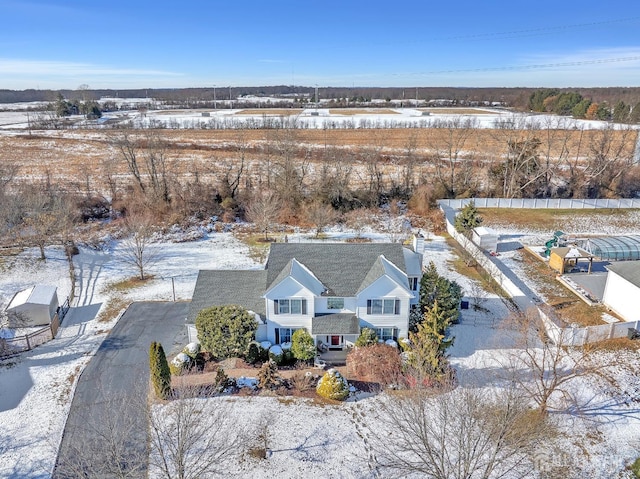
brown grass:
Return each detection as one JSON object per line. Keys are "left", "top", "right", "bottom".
{"left": 234, "top": 109, "right": 303, "bottom": 116}
{"left": 478, "top": 208, "right": 640, "bottom": 231}
{"left": 328, "top": 109, "right": 399, "bottom": 115}
{"left": 95, "top": 296, "right": 129, "bottom": 323}
{"left": 419, "top": 108, "right": 494, "bottom": 114}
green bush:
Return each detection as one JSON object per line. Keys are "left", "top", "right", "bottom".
{"left": 195, "top": 304, "right": 257, "bottom": 360}
{"left": 268, "top": 345, "right": 284, "bottom": 365}
{"left": 291, "top": 329, "right": 316, "bottom": 362}
{"left": 355, "top": 327, "right": 378, "bottom": 347}
{"left": 316, "top": 368, "right": 350, "bottom": 401}
{"left": 630, "top": 457, "right": 640, "bottom": 478}
{"left": 169, "top": 352, "right": 192, "bottom": 376}
{"left": 246, "top": 341, "right": 262, "bottom": 364}
{"left": 149, "top": 342, "right": 171, "bottom": 400}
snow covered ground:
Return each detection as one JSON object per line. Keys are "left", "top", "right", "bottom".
{"left": 1, "top": 226, "right": 639, "bottom": 478}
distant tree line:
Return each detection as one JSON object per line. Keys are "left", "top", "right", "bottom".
{"left": 529, "top": 89, "right": 640, "bottom": 123}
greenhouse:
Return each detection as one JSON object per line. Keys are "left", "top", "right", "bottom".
{"left": 582, "top": 235, "right": 640, "bottom": 261}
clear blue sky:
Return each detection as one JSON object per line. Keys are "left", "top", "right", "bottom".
{"left": 1, "top": 0, "right": 639, "bottom": 90}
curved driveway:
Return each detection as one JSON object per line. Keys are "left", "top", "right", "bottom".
{"left": 53, "top": 301, "right": 189, "bottom": 478}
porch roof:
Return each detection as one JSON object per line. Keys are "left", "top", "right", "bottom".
{"left": 311, "top": 313, "right": 360, "bottom": 335}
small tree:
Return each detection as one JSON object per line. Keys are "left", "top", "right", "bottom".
{"left": 454, "top": 200, "right": 482, "bottom": 235}
{"left": 120, "top": 212, "right": 159, "bottom": 280}
{"left": 257, "top": 360, "right": 280, "bottom": 390}
{"left": 316, "top": 368, "right": 350, "bottom": 401}
{"left": 244, "top": 190, "right": 282, "bottom": 240}
{"left": 290, "top": 329, "right": 315, "bottom": 362}
{"left": 418, "top": 261, "right": 462, "bottom": 329}
{"left": 355, "top": 327, "right": 379, "bottom": 347}
{"left": 150, "top": 342, "right": 171, "bottom": 400}
{"left": 195, "top": 305, "right": 257, "bottom": 360}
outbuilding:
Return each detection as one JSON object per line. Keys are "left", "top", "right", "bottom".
{"left": 5, "top": 285, "right": 59, "bottom": 328}
{"left": 549, "top": 247, "right": 593, "bottom": 274}
{"left": 603, "top": 261, "right": 640, "bottom": 322}
{"left": 472, "top": 226, "right": 498, "bottom": 253}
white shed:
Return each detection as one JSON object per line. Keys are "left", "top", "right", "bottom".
{"left": 5, "top": 285, "right": 59, "bottom": 328}
{"left": 472, "top": 226, "right": 499, "bottom": 253}
{"left": 603, "top": 261, "right": 640, "bottom": 322}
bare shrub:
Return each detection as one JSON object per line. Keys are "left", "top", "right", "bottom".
{"left": 347, "top": 344, "right": 404, "bottom": 388}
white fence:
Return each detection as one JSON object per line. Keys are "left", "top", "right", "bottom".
{"left": 439, "top": 198, "right": 640, "bottom": 210}
{"left": 442, "top": 205, "right": 640, "bottom": 346}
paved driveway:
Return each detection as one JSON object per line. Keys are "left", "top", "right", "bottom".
{"left": 53, "top": 301, "right": 189, "bottom": 478}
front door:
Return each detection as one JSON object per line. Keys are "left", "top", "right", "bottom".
{"left": 330, "top": 335, "right": 341, "bottom": 347}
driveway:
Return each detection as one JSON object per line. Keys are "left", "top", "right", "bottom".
{"left": 53, "top": 301, "right": 189, "bottom": 478}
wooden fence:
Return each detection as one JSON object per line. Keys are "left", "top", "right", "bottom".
{"left": 0, "top": 297, "right": 70, "bottom": 358}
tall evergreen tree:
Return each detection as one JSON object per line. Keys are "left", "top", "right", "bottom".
{"left": 149, "top": 341, "right": 171, "bottom": 400}
{"left": 417, "top": 261, "right": 462, "bottom": 331}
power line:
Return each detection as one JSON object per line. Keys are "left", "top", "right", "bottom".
{"left": 397, "top": 56, "right": 640, "bottom": 76}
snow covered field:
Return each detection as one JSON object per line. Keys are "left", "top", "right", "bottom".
{"left": 1, "top": 226, "right": 639, "bottom": 478}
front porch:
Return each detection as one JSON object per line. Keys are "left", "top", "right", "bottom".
{"left": 317, "top": 348, "right": 349, "bottom": 366}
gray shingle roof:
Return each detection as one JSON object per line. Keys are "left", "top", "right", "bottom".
{"left": 312, "top": 313, "right": 360, "bottom": 334}
{"left": 187, "top": 270, "right": 267, "bottom": 323}
{"left": 607, "top": 261, "right": 640, "bottom": 288}
{"left": 265, "top": 243, "right": 408, "bottom": 297}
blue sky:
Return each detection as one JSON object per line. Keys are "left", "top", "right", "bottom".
{"left": 1, "top": 0, "right": 639, "bottom": 89}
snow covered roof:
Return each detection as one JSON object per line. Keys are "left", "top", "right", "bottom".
{"left": 6, "top": 285, "right": 57, "bottom": 310}
{"left": 473, "top": 226, "right": 497, "bottom": 237}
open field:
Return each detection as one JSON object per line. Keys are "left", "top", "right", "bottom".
{"left": 234, "top": 108, "right": 303, "bottom": 116}
{"left": 328, "top": 108, "right": 400, "bottom": 115}
{"left": 1, "top": 127, "right": 636, "bottom": 194}
{"left": 419, "top": 108, "right": 495, "bottom": 114}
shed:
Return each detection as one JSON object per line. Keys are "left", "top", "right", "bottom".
{"left": 472, "top": 227, "right": 498, "bottom": 253}
{"left": 548, "top": 247, "right": 593, "bottom": 274}
{"left": 603, "top": 261, "right": 640, "bottom": 322}
{"left": 5, "top": 285, "right": 59, "bottom": 328}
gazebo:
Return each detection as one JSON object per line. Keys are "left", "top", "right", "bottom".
{"left": 548, "top": 247, "right": 593, "bottom": 274}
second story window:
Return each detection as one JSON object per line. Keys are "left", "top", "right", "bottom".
{"left": 408, "top": 277, "right": 418, "bottom": 291}
{"left": 366, "top": 299, "right": 400, "bottom": 315}
{"left": 274, "top": 298, "right": 307, "bottom": 315}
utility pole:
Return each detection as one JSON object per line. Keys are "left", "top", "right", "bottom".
{"left": 213, "top": 85, "right": 217, "bottom": 110}
{"left": 315, "top": 84, "right": 319, "bottom": 109}
{"left": 229, "top": 86, "right": 232, "bottom": 109}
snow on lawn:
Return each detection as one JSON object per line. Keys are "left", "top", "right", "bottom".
{"left": 2, "top": 227, "right": 640, "bottom": 477}
{"left": 0, "top": 232, "right": 259, "bottom": 478}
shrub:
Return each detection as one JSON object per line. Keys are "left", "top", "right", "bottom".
{"left": 149, "top": 341, "right": 171, "bottom": 400}
{"left": 170, "top": 352, "right": 192, "bottom": 376}
{"left": 268, "top": 345, "right": 284, "bottom": 365}
{"left": 195, "top": 304, "right": 257, "bottom": 360}
{"left": 630, "top": 457, "right": 640, "bottom": 479}
{"left": 347, "top": 343, "right": 403, "bottom": 387}
{"left": 290, "top": 371, "right": 316, "bottom": 392}
{"left": 316, "top": 368, "right": 350, "bottom": 401}
{"left": 246, "top": 341, "right": 262, "bottom": 365}
{"left": 182, "top": 342, "right": 201, "bottom": 359}
{"left": 258, "top": 360, "right": 281, "bottom": 390}
{"left": 355, "top": 327, "right": 378, "bottom": 347}
{"left": 291, "top": 329, "right": 316, "bottom": 362}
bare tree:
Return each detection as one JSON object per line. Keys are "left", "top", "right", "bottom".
{"left": 148, "top": 386, "right": 248, "bottom": 479}
{"left": 369, "top": 384, "right": 549, "bottom": 479}
{"left": 244, "top": 190, "right": 282, "bottom": 240}
{"left": 304, "top": 201, "right": 337, "bottom": 237}
{"left": 119, "top": 212, "right": 159, "bottom": 280}
{"left": 500, "top": 309, "right": 610, "bottom": 415}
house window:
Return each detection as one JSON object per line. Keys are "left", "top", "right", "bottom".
{"left": 375, "top": 327, "right": 397, "bottom": 341}
{"left": 276, "top": 328, "right": 298, "bottom": 344}
{"left": 367, "top": 299, "right": 400, "bottom": 315}
{"left": 274, "top": 299, "right": 307, "bottom": 315}
{"left": 408, "top": 277, "right": 418, "bottom": 291}
{"left": 327, "top": 297, "right": 344, "bottom": 310}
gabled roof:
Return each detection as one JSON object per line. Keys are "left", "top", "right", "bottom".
{"left": 265, "top": 243, "right": 409, "bottom": 297}
{"left": 265, "top": 258, "right": 326, "bottom": 296}
{"left": 187, "top": 270, "right": 267, "bottom": 323}
{"left": 6, "top": 285, "right": 57, "bottom": 311}
{"left": 358, "top": 255, "right": 411, "bottom": 295}
{"left": 607, "top": 261, "right": 640, "bottom": 288}
{"left": 312, "top": 313, "right": 359, "bottom": 335}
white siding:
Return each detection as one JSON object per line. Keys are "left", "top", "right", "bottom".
{"left": 264, "top": 276, "right": 315, "bottom": 343}
{"left": 357, "top": 276, "right": 412, "bottom": 339}
{"left": 603, "top": 272, "right": 640, "bottom": 322}
{"left": 314, "top": 297, "right": 357, "bottom": 315}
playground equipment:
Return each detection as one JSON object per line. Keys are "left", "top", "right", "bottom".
{"left": 544, "top": 231, "right": 566, "bottom": 257}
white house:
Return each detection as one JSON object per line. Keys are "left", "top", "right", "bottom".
{"left": 603, "top": 261, "right": 640, "bottom": 322}
{"left": 188, "top": 238, "right": 424, "bottom": 351}
{"left": 5, "top": 285, "right": 59, "bottom": 328}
